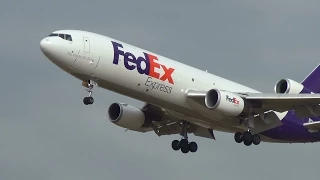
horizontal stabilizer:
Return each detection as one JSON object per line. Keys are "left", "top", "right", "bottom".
{"left": 303, "top": 121, "right": 320, "bottom": 133}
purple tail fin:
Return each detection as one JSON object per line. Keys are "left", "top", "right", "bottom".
{"left": 301, "top": 64, "right": 320, "bottom": 93}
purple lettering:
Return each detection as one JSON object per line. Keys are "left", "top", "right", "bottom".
{"left": 136, "top": 55, "right": 150, "bottom": 75}
{"left": 111, "top": 41, "right": 175, "bottom": 85}
{"left": 112, "top": 41, "right": 124, "bottom": 65}
{"left": 124, "top": 52, "right": 136, "bottom": 70}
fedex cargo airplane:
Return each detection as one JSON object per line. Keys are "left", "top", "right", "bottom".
{"left": 40, "top": 30, "right": 320, "bottom": 154}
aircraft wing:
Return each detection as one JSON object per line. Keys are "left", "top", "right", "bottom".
{"left": 129, "top": 103, "right": 216, "bottom": 140}
{"left": 130, "top": 92, "right": 320, "bottom": 137}
{"left": 187, "top": 89, "right": 320, "bottom": 118}
{"left": 239, "top": 92, "right": 320, "bottom": 117}
{"left": 185, "top": 89, "right": 320, "bottom": 134}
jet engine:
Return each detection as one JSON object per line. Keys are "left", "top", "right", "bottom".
{"left": 274, "top": 78, "right": 305, "bottom": 94}
{"left": 108, "top": 103, "right": 146, "bottom": 130}
{"left": 204, "top": 89, "right": 250, "bottom": 117}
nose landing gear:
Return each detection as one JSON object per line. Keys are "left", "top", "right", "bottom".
{"left": 83, "top": 96, "right": 94, "bottom": 105}
{"left": 82, "top": 80, "right": 96, "bottom": 105}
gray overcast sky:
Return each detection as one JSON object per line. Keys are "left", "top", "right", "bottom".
{"left": 1, "top": 0, "right": 320, "bottom": 179}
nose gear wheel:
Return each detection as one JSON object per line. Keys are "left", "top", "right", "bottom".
{"left": 82, "top": 80, "right": 96, "bottom": 105}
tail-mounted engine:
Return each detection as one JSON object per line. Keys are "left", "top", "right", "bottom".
{"left": 274, "top": 78, "right": 306, "bottom": 94}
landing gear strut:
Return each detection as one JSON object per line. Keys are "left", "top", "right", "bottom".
{"left": 171, "top": 121, "right": 198, "bottom": 153}
{"left": 82, "top": 80, "right": 95, "bottom": 105}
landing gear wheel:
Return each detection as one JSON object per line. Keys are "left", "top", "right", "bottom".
{"left": 188, "top": 142, "right": 198, "bottom": 153}
{"left": 82, "top": 80, "right": 96, "bottom": 105}
{"left": 180, "top": 146, "right": 189, "bottom": 153}
{"left": 234, "top": 132, "right": 243, "bottom": 143}
{"left": 242, "top": 131, "right": 253, "bottom": 146}
{"left": 83, "top": 97, "right": 94, "bottom": 105}
{"left": 172, "top": 121, "right": 199, "bottom": 154}
{"left": 244, "top": 139, "right": 252, "bottom": 146}
{"left": 179, "top": 139, "right": 189, "bottom": 154}
{"left": 252, "top": 134, "right": 261, "bottom": 145}
{"left": 171, "top": 140, "right": 180, "bottom": 151}
{"left": 179, "top": 139, "right": 188, "bottom": 148}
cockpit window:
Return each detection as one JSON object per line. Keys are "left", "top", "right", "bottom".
{"left": 59, "top": 34, "right": 65, "bottom": 39}
{"left": 49, "top": 33, "right": 58, "bottom": 37}
{"left": 66, "top": 34, "right": 72, "bottom": 41}
{"left": 48, "top": 33, "right": 72, "bottom": 42}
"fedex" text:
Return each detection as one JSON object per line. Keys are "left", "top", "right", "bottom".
{"left": 226, "top": 95, "right": 240, "bottom": 105}
{"left": 112, "top": 41, "right": 175, "bottom": 84}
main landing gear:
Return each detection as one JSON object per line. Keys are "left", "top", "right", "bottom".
{"left": 234, "top": 114, "right": 261, "bottom": 146}
{"left": 82, "top": 80, "right": 95, "bottom": 105}
{"left": 234, "top": 131, "right": 261, "bottom": 146}
{"left": 171, "top": 121, "right": 198, "bottom": 153}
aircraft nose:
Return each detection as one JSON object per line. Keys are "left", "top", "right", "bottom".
{"left": 40, "top": 38, "right": 51, "bottom": 55}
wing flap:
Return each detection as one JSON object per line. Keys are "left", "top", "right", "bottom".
{"left": 135, "top": 103, "right": 218, "bottom": 140}
{"left": 250, "top": 111, "right": 284, "bottom": 134}
{"left": 193, "top": 126, "right": 216, "bottom": 140}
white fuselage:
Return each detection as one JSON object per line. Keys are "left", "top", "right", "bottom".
{"left": 40, "top": 30, "right": 263, "bottom": 134}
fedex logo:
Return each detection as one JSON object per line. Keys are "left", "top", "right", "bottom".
{"left": 111, "top": 41, "right": 175, "bottom": 84}
{"left": 226, "top": 95, "right": 240, "bottom": 105}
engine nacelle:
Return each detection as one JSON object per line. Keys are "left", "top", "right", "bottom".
{"left": 204, "top": 89, "right": 250, "bottom": 117}
{"left": 108, "top": 103, "right": 146, "bottom": 130}
{"left": 274, "top": 78, "right": 305, "bottom": 94}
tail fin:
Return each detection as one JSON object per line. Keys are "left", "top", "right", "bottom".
{"left": 301, "top": 64, "right": 320, "bottom": 93}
